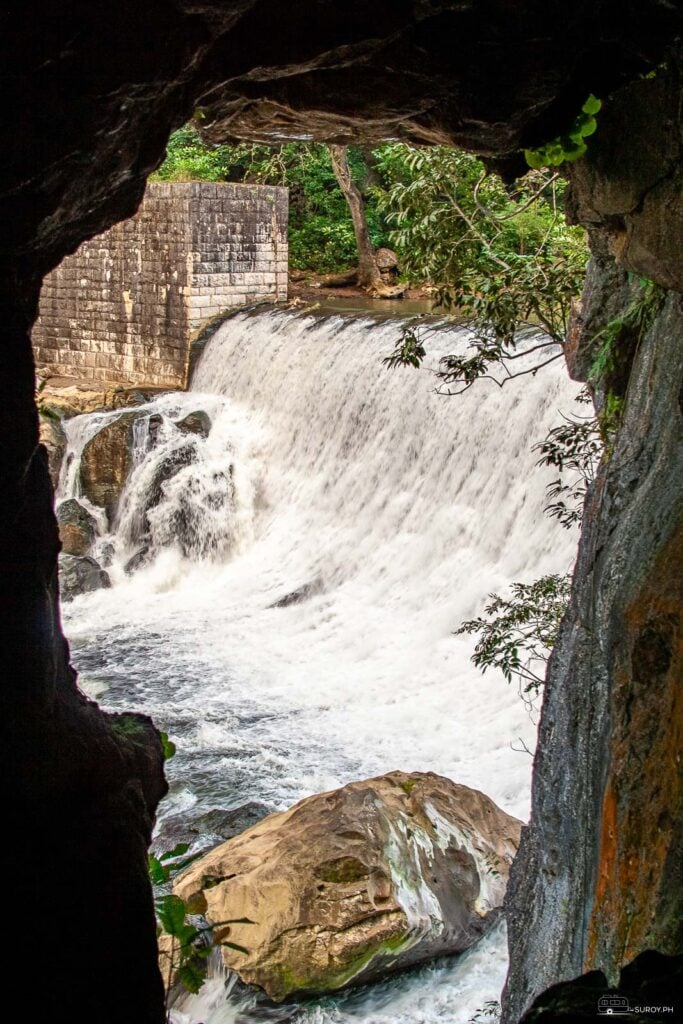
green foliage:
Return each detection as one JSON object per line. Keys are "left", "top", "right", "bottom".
{"left": 589, "top": 275, "right": 666, "bottom": 441}
{"left": 533, "top": 391, "right": 602, "bottom": 529}
{"left": 525, "top": 95, "right": 602, "bottom": 168}
{"left": 378, "top": 144, "right": 588, "bottom": 393}
{"left": 382, "top": 327, "right": 426, "bottom": 369}
{"left": 159, "top": 730, "right": 176, "bottom": 761}
{"left": 456, "top": 574, "right": 572, "bottom": 698}
{"left": 589, "top": 276, "right": 665, "bottom": 387}
{"left": 152, "top": 128, "right": 390, "bottom": 272}
{"left": 150, "top": 838, "right": 253, "bottom": 1009}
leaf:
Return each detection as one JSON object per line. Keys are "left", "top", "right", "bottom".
{"left": 156, "top": 894, "right": 188, "bottom": 937}
{"left": 219, "top": 940, "right": 250, "bottom": 955}
{"left": 524, "top": 149, "right": 546, "bottom": 170}
{"left": 148, "top": 855, "right": 169, "bottom": 885}
{"left": 582, "top": 94, "right": 602, "bottom": 115}
{"left": 177, "top": 962, "right": 207, "bottom": 995}
{"left": 159, "top": 731, "right": 176, "bottom": 761}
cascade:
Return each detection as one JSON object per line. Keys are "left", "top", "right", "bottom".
{"left": 59, "top": 308, "right": 581, "bottom": 1023}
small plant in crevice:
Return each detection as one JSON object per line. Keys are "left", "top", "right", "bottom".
{"left": 525, "top": 95, "right": 602, "bottom": 169}
{"left": 152, "top": 841, "right": 253, "bottom": 1012}
{"left": 588, "top": 275, "right": 666, "bottom": 444}
{"left": 455, "top": 574, "right": 572, "bottom": 704}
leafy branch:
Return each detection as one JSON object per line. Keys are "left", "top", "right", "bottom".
{"left": 533, "top": 391, "right": 602, "bottom": 528}
{"left": 455, "top": 574, "right": 572, "bottom": 700}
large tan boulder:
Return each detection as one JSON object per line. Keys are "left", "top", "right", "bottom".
{"left": 79, "top": 411, "right": 141, "bottom": 523}
{"left": 175, "top": 771, "right": 521, "bottom": 1002}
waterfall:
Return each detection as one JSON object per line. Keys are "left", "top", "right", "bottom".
{"left": 59, "top": 307, "right": 581, "bottom": 1024}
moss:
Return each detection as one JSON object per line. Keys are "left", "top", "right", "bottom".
{"left": 109, "top": 713, "right": 147, "bottom": 739}
{"left": 399, "top": 777, "right": 418, "bottom": 795}
{"left": 316, "top": 856, "right": 369, "bottom": 883}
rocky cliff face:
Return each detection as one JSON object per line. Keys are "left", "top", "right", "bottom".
{"left": 503, "top": 64, "right": 683, "bottom": 1022}
{"left": 1, "top": 5, "right": 681, "bottom": 1021}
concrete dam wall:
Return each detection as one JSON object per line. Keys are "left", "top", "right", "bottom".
{"left": 33, "top": 182, "right": 288, "bottom": 389}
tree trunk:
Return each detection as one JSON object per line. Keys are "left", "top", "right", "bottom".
{"left": 328, "top": 145, "right": 400, "bottom": 295}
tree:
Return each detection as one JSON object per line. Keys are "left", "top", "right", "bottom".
{"left": 377, "top": 144, "right": 588, "bottom": 391}
{"left": 151, "top": 127, "right": 393, "bottom": 276}
{"left": 328, "top": 145, "right": 403, "bottom": 296}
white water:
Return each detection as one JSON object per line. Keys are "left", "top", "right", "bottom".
{"left": 60, "top": 308, "right": 581, "bottom": 1024}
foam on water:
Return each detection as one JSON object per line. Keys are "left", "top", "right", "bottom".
{"left": 60, "top": 308, "right": 581, "bottom": 1023}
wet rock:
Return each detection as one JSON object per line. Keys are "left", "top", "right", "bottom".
{"left": 59, "top": 554, "right": 111, "bottom": 602}
{"left": 153, "top": 802, "right": 270, "bottom": 857}
{"left": 175, "top": 771, "right": 521, "bottom": 1001}
{"left": 269, "top": 578, "right": 323, "bottom": 608}
{"left": 97, "top": 540, "right": 116, "bottom": 568}
{"left": 176, "top": 410, "right": 211, "bottom": 438}
{"left": 79, "top": 411, "right": 142, "bottom": 522}
{"left": 39, "top": 411, "right": 67, "bottom": 490}
{"left": 56, "top": 499, "right": 96, "bottom": 556}
{"left": 125, "top": 441, "right": 198, "bottom": 549}
{"left": 123, "top": 546, "right": 151, "bottom": 575}
{"left": 504, "top": 288, "right": 683, "bottom": 1021}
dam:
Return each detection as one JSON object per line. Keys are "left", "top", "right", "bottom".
{"left": 33, "top": 182, "right": 288, "bottom": 389}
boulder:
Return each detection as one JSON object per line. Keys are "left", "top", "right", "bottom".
{"left": 59, "top": 554, "right": 110, "bottom": 602}
{"left": 39, "top": 412, "right": 67, "bottom": 489}
{"left": 176, "top": 410, "right": 211, "bottom": 438}
{"left": 375, "top": 247, "right": 398, "bottom": 272}
{"left": 175, "top": 771, "right": 521, "bottom": 1002}
{"left": 56, "top": 499, "right": 97, "bottom": 556}
{"left": 79, "top": 411, "right": 141, "bottom": 522}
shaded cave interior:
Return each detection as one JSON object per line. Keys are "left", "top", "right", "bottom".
{"left": 1, "top": 4, "right": 681, "bottom": 1022}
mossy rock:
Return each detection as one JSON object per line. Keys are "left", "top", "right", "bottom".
{"left": 39, "top": 411, "right": 67, "bottom": 489}
{"left": 174, "top": 771, "right": 522, "bottom": 1001}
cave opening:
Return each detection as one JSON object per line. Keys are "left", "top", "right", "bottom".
{"left": 2, "top": 5, "right": 681, "bottom": 1023}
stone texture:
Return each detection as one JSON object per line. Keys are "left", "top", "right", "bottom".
{"left": 33, "top": 183, "right": 288, "bottom": 389}
{"left": 503, "top": 290, "right": 683, "bottom": 1021}
{"left": 175, "top": 771, "right": 521, "bottom": 1001}
{"left": 56, "top": 498, "right": 97, "bottom": 556}
{"left": 176, "top": 410, "right": 211, "bottom": 437}
{"left": 38, "top": 412, "right": 66, "bottom": 489}
{"left": 59, "top": 552, "right": 111, "bottom": 601}
{"left": 502, "top": 66, "right": 683, "bottom": 1022}
{"left": 566, "top": 62, "right": 683, "bottom": 293}
{"left": 79, "top": 411, "right": 141, "bottom": 523}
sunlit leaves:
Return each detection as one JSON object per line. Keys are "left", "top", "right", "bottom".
{"left": 525, "top": 95, "right": 602, "bottom": 168}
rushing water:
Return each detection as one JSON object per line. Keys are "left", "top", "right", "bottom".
{"left": 59, "top": 308, "right": 581, "bottom": 1024}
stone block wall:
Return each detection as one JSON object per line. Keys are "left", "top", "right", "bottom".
{"left": 33, "top": 182, "right": 288, "bottom": 389}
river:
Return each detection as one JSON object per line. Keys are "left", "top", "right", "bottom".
{"left": 59, "top": 307, "right": 580, "bottom": 1023}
